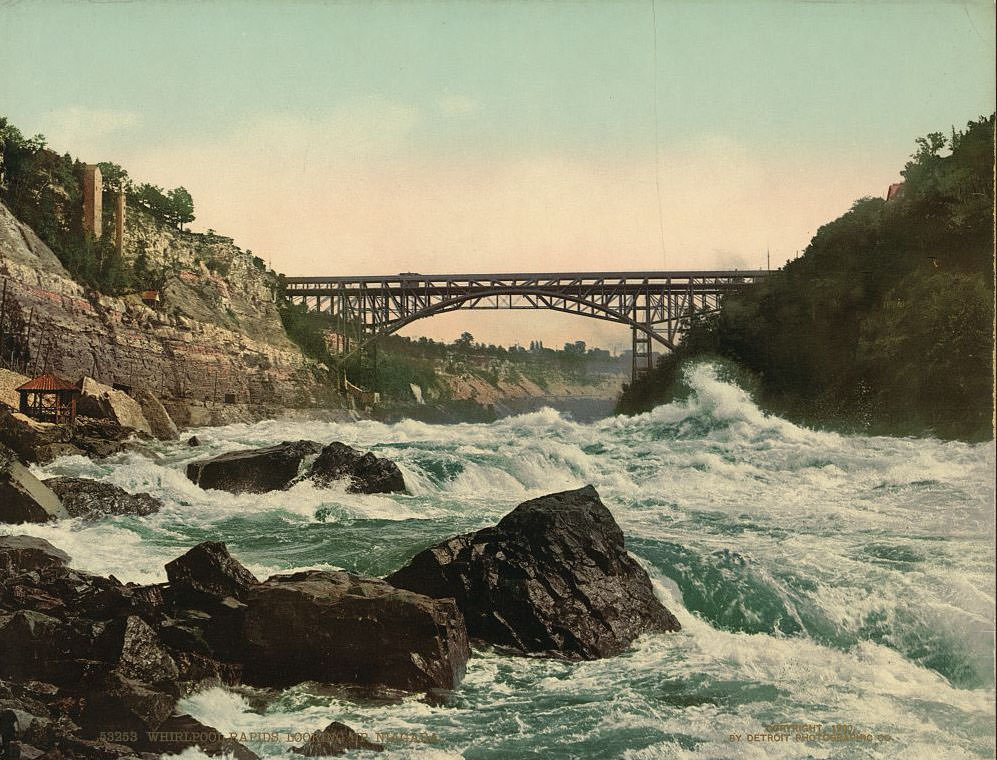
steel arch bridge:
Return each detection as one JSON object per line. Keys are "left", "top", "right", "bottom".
{"left": 282, "top": 270, "right": 768, "bottom": 382}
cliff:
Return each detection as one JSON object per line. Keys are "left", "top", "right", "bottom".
{"left": 0, "top": 200, "right": 337, "bottom": 427}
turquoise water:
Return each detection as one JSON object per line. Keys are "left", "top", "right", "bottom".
{"left": 14, "top": 364, "right": 996, "bottom": 759}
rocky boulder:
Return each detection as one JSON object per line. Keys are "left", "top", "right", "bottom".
{"left": 128, "top": 388, "right": 179, "bottom": 441}
{"left": 0, "top": 535, "right": 70, "bottom": 576}
{"left": 95, "top": 615, "right": 180, "bottom": 690}
{"left": 387, "top": 485, "right": 680, "bottom": 660}
{"left": 291, "top": 721, "right": 383, "bottom": 756}
{"left": 77, "top": 377, "right": 153, "bottom": 436}
{"left": 241, "top": 570, "right": 469, "bottom": 691}
{"left": 165, "top": 541, "right": 259, "bottom": 603}
{"left": 307, "top": 441, "right": 405, "bottom": 494}
{"left": 186, "top": 440, "right": 322, "bottom": 493}
{"left": 43, "top": 477, "right": 163, "bottom": 520}
{"left": 76, "top": 672, "right": 175, "bottom": 738}
{"left": 0, "top": 444, "right": 68, "bottom": 524}
{"left": 0, "top": 408, "right": 67, "bottom": 464}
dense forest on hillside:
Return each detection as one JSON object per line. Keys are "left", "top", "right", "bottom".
{"left": 618, "top": 115, "right": 994, "bottom": 441}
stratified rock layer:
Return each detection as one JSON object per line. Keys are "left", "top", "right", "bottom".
{"left": 387, "top": 485, "right": 680, "bottom": 659}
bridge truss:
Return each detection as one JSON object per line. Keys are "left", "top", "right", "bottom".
{"left": 283, "top": 271, "right": 768, "bottom": 382}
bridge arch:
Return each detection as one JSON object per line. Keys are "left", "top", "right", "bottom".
{"left": 335, "top": 286, "right": 678, "bottom": 365}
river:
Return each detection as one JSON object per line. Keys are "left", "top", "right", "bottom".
{"left": 17, "top": 363, "right": 996, "bottom": 759}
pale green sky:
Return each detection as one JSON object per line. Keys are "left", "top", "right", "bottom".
{"left": 1, "top": 0, "right": 994, "bottom": 348}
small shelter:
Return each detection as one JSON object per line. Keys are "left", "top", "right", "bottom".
{"left": 16, "top": 374, "right": 81, "bottom": 424}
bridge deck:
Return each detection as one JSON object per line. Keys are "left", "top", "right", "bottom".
{"left": 284, "top": 270, "right": 768, "bottom": 285}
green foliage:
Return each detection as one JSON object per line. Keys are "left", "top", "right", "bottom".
{"left": 278, "top": 301, "right": 334, "bottom": 365}
{"left": 167, "top": 186, "right": 195, "bottom": 229}
{"left": 97, "top": 161, "right": 131, "bottom": 192}
{"left": 618, "top": 115, "right": 995, "bottom": 441}
{"left": 130, "top": 183, "right": 195, "bottom": 229}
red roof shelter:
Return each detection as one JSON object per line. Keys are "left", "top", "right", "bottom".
{"left": 16, "top": 374, "right": 81, "bottom": 424}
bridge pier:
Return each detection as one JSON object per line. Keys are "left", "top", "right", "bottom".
{"left": 632, "top": 327, "right": 654, "bottom": 381}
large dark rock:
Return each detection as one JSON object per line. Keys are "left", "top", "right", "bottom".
{"left": 291, "top": 721, "right": 384, "bottom": 756}
{"left": 0, "top": 536, "right": 70, "bottom": 576}
{"left": 140, "top": 713, "right": 258, "bottom": 759}
{"left": 387, "top": 485, "right": 680, "bottom": 660}
{"left": 95, "top": 616, "right": 180, "bottom": 691}
{"left": 0, "top": 444, "right": 68, "bottom": 524}
{"left": 186, "top": 440, "right": 322, "bottom": 493}
{"left": 165, "top": 541, "right": 259, "bottom": 603}
{"left": 72, "top": 418, "right": 131, "bottom": 460}
{"left": 76, "top": 672, "right": 175, "bottom": 738}
{"left": 241, "top": 570, "right": 469, "bottom": 691}
{"left": 307, "top": 441, "right": 405, "bottom": 494}
{"left": 0, "top": 408, "right": 130, "bottom": 463}
{"left": 42, "top": 477, "right": 163, "bottom": 520}
{"left": 0, "top": 610, "right": 94, "bottom": 683}
{"left": 0, "top": 408, "right": 66, "bottom": 464}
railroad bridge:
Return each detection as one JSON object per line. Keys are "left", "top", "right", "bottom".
{"left": 283, "top": 270, "right": 768, "bottom": 382}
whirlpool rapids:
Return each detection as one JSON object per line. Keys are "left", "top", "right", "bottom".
{"left": 11, "top": 364, "right": 996, "bottom": 759}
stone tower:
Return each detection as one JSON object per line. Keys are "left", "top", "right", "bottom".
{"left": 83, "top": 164, "right": 103, "bottom": 238}
{"left": 114, "top": 190, "right": 126, "bottom": 256}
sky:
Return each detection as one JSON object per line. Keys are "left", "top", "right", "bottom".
{"left": 1, "top": 0, "right": 994, "bottom": 351}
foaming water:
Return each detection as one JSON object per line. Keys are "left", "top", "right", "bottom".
{"left": 8, "top": 362, "right": 994, "bottom": 758}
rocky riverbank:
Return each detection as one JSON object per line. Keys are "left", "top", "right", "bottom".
{"left": 0, "top": 485, "right": 677, "bottom": 759}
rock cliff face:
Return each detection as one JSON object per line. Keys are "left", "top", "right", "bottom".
{"left": 0, "top": 201, "right": 334, "bottom": 426}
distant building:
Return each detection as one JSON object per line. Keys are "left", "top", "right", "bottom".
{"left": 886, "top": 182, "right": 905, "bottom": 201}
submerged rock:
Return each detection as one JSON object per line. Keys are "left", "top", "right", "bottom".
{"left": 42, "top": 477, "right": 163, "bottom": 520}
{"left": 307, "top": 441, "right": 406, "bottom": 494}
{"left": 291, "top": 721, "right": 384, "bottom": 756}
{"left": 186, "top": 440, "right": 322, "bottom": 493}
{"left": 0, "top": 444, "right": 68, "bottom": 524}
{"left": 387, "top": 485, "right": 680, "bottom": 659}
{"left": 241, "top": 569, "right": 469, "bottom": 691}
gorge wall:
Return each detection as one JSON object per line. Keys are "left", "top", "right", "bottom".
{"left": 0, "top": 201, "right": 338, "bottom": 427}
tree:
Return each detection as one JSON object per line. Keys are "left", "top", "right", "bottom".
{"left": 97, "top": 162, "right": 131, "bottom": 192}
{"left": 167, "top": 186, "right": 195, "bottom": 230}
{"left": 454, "top": 331, "right": 475, "bottom": 349}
